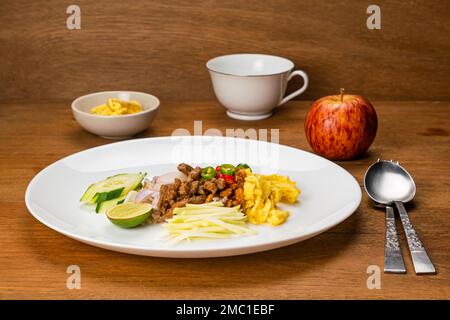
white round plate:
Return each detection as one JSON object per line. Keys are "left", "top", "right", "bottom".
{"left": 25, "top": 136, "right": 361, "bottom": 258}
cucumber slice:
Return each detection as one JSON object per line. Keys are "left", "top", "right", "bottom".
{"left": 80, "top": 172, "right": 147, "bottom": 204}
{"left": 96, "top": 195, "right": 127, "bottom": 214}
{"left": 94, "top": 187, "right": 124, "bottom": 205}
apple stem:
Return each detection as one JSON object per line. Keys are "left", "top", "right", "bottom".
{"left": 340, "top": 88, "right": 345, "bottom": 102}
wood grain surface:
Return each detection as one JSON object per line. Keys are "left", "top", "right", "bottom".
{"left": 0, "top": 100, "right": 449, "bottom": 299}
{"left": 0, "top": 0, "right": 449, "bottom": 102}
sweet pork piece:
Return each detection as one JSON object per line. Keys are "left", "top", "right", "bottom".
{"left": 178, "top": 181, "right": 190, "bottom": 196}
{"left": 233, "top": 187, "right": 245, "bottom": 207}
{"left": 177, "top": 163, "right": 193, "bottom": 176}
{"left": 157, "top": 185, "right": 169, "bottom": 211}
{"left": 157, "top": 180, "right": 181, "bottom": 212}
{"left": 172, "top": 198, "right": 189, "bottom": 208}
{"left": 188, "top": 195, "right": 207, "bottom": 204}
{"left": 178, "top": 163, "right": 202, "bottom": 182}
{"left": 205, "top": 193, "right": 215, "bottom": 203}
{"left": 203, "top": 180, "right": 218, "bottom": 194}
{"left": 220, "top": 188, "right": 233, "bottom": 198}
{"left": 235, "top": 169, "right": 246, "bottom": 187}
{"left": 215, "top": 178, "right": 226, "bottom": 190}
{"left": 189, "top": 180, "right": 200, "bottom": 195}
{"left": 166, "top": 179, "right": 181, "bottom": 202}
{"left": 197, "top": 185, "right": 205, "bottom": 195}
{"left": 187, "top": 167, "right": 202, "bottom": 181}
{"left": 151, "top": 209, "right": 167, "bottom": 223}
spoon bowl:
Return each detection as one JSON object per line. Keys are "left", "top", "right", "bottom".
{"left": 364, "top": 160, "right": 416, "bottom": 205}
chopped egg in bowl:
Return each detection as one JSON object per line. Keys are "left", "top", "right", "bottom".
{"left": 90, "top": 99, "right": 143, "bottom": 116}
{"left": 71, "top": 91, "right": 159, "bottom": 139}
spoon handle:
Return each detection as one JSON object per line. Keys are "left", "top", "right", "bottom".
{"left": 384, "top": 206, "right": 406, "bottom": 273}
{"left": 394, "top": 201, "right": 436, "bottom": 274}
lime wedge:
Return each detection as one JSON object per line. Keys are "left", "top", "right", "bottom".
{"left": 106, "top": 202, "right": 152, "bottom": 228}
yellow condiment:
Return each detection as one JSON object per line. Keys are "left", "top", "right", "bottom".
{"left": 243, "top": 170, "right": 300, "bottom": 226}
{"left": 90, "top": 99, "right": 143, "bottom": 116}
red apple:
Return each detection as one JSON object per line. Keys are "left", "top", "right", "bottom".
{"left": 305, "top": 89, "right": 377, "bottom": 160}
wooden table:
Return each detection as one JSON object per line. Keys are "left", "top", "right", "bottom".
{"left": 0, "top": 101, "right": 449, "bottom": 299}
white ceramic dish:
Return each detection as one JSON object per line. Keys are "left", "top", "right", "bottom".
{"left": 25, "top": 136, "right": 361, "bottom": 258}
{"left": 72, "top": 91, "right": 160, "bottom": 139}
{"left": 207, "top": 54, "right": 308, "bottom": 120}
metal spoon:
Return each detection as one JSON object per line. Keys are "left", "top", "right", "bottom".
{"left": 364, "top": 159, "right": 436, "bottom": 274}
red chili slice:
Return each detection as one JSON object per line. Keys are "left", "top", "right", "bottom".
{"left": 219, "top": 174, "right": 235, "bottom": 184}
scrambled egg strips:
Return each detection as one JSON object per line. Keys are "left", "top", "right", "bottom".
{"left": 90, "top": 99, "right": 143, "bottom": 116}
{"left": 243, "top": 171, "right": 300, "bottom": 226}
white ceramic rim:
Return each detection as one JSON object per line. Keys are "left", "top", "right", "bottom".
{"left": 206, "top": 53, "right": 295, "bottom": 77}
{"left": 71, "top": 91, "right": 160, "bottom": 119}
{"left": 25, "top": 136, "right": 362, "bottom": 257}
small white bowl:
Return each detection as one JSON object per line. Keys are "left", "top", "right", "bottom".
{"left": 72, "top": 91, "right": 160, "bottom": 139}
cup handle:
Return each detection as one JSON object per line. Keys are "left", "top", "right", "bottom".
{"left": 278, "top": 70, "right": 309, "bottom": 106}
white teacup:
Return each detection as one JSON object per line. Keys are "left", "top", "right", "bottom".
{"left": 207, "top": 54, "right": 308, "bottom": 120}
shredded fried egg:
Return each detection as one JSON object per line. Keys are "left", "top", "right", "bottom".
{"left": 243, "top": 171, "right": 300, "bottom": 226}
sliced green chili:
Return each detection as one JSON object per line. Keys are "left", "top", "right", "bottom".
{"left": 201, "top": 166, "right": 216, "bottom": 180}
{"left": 220, "top": 164, "right": 235, "bottom": 175}
{"left": 236, "top": 163, "right": 251, "bottom": 172}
